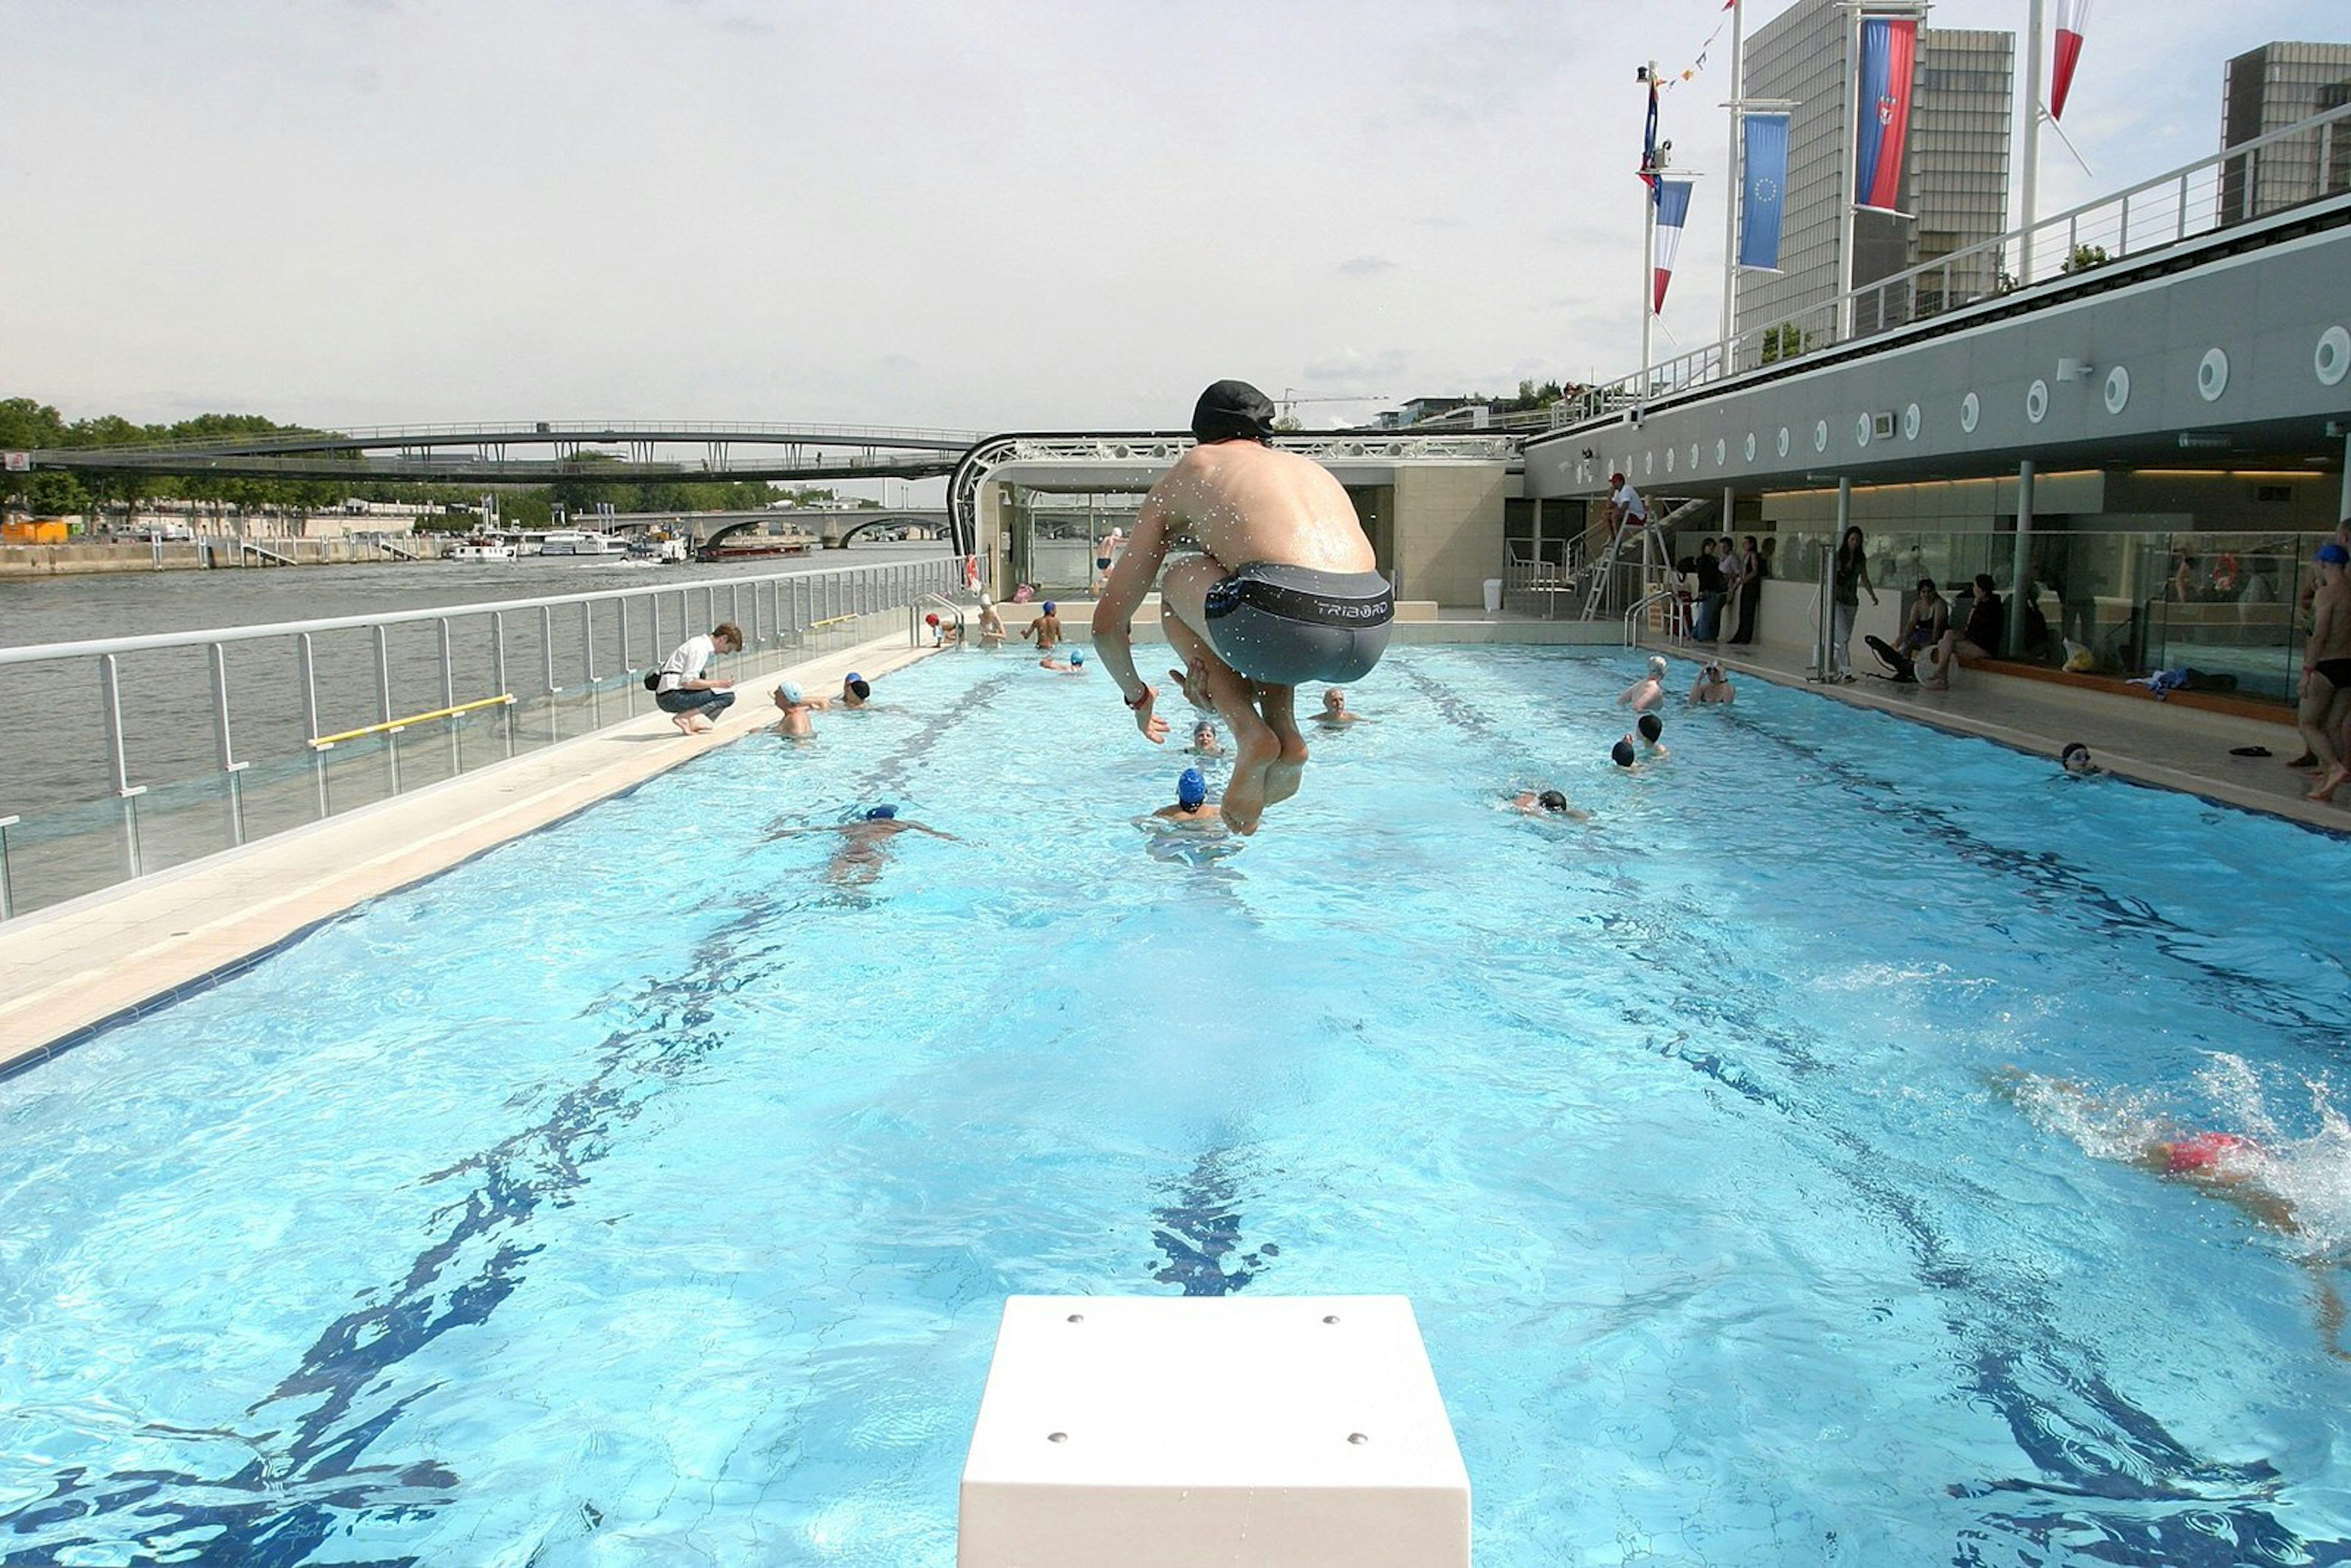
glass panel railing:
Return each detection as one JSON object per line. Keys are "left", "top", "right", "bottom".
{"left": 1668, "top": 524, "right": 2318, "bottom": 702}
{"left": 0, "top": 558, "right": 960, "bottom": 918}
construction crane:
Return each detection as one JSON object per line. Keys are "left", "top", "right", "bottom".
{"left": 1278, "top": 388, "right": 1391, "bottom": 424}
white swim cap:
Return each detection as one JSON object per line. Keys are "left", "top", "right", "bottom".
{"left": 978, "top": 592, "right": 991, "bottom": 607}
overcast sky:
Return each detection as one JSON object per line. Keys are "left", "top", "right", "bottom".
{"left": 6, "top": 0, "right": 2343, "bottom": 439}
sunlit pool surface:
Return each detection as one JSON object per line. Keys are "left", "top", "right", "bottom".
{"left": 3, "top": 647, "right": 2347, "bottom": 1567}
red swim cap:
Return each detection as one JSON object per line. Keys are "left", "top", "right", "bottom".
{"left": 2165, "top": 1131, "right": 2252, "bottom": 1174}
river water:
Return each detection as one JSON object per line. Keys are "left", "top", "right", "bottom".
{"left": 0, "top": 542, "right": 952, "bottom": 850}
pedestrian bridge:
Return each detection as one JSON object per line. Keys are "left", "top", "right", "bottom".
{"left": 594, "top": 507, "right": 951, "bottom": 550}
{"left": 17, "top": 420, "right": 984, "bottom": 485}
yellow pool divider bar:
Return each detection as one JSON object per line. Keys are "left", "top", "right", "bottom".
{"left": 309, "top": 694, "right": 516, "bottom": 749}
{"left": 810, "top": 614, "right": 858, "bottom": 629}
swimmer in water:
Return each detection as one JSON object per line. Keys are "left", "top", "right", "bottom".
{"left": 770, "top": 805, "right": 959, "bottom": 887}
{"left": 771, "top": 680, "right": 830, "bottom": 739}
{"left": 1636, "top": 711, "right": 1670, "bottom": 760}
{"left": 841, "top": 672, "right": 872, "bottom": 708}
{"left": 1152, "top": 766, "right": 1223, "bottom": 828}
{"left": 1510, "top": 787, "right": 1590, "bottom": 821}
{"left": 2060, "top": 741, "right": 2099, "bottom": 776}
{"left": 2001, "top": 1069, "right": 2347, "bottom": 1359}
{"left": 1040, "top": 649, "right": 1089, "bottom": 673}
{"left": 1189, "top": 719, "right": 1223, "bottom": 756}
{"left": 1610, "top": 737, "right": 1639, "bottom": 770}
{"left": 1618, "top": 656, "right": 1670, "bottom": 713}
{"left": 1314, "top": 686, "right": 1363, "bottom": 726}
{"left": 1690, "top": 662, "right": 1736, "bottom": 705}
{"left": 1022, "top": 601, "right": 1063, "bottom": 653}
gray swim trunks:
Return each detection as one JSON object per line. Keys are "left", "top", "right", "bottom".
{"left": 1202, "top": 561, "right": 1395, "bottom": 686}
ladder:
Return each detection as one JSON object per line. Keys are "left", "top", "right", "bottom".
{"left": 1579, "top": 497, "right": 1713, "bottom": 621}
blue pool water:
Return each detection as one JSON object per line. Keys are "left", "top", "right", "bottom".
{"left": 2, "top": 646, "right": 2348, "bottom": 1566}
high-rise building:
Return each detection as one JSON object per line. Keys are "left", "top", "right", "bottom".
{"left": 1732, "top": 0, "right": 2014, "bottom": 348}
{"left": 2221, "top": 42, "right": 2351, "bottom": 223}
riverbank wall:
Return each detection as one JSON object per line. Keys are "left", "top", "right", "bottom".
{"left": 1, "top": 538, "right": 439, "bottom": 578}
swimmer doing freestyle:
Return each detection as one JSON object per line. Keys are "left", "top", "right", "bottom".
{"left": 1092, "top": 380, "right": 1394, "bottom": 834}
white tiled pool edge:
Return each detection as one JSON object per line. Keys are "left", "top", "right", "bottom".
{"left": 0, "top": 635, "right": 934, "bottom": 1075}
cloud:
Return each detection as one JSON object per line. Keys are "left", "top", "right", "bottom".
{"left": 1301, "top": 349, "right": 1417, "bottom": 384}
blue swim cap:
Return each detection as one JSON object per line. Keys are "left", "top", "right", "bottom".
{"left": 1071, "top": 650, "right": 1086, "bottom": 666}
{"left": 865, "top": 805, "right": 898, "bottom": 820}
{"left": 1178, "top": 767, "right": 1207, "bottom": 807}
{"left": 1042, "top": 601, "right": 1057, "bottom": 613}
{"left": 845, "top": 670, "right": 863, "bottom": 683}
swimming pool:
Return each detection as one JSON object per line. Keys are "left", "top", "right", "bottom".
{"left": 2, "top": 645, "right": 2347, "bottom": 1566}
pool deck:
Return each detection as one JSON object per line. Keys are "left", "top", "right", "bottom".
{"left": 1, "top": 615, "right": 2339, "bottom": 1075}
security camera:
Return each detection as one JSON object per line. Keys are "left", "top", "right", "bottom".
{"left": 1635, "top": 65, "right": 1651, "bottom": 82}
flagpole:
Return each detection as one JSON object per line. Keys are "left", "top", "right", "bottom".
{"left": 2019, "top": 0, "right": 2045, "bottom": 285}
{"left": 1640, "top": 58, "right": 1658, "bottom": 415}
{"left": 1719, "top": 0, "right": 1747, "bottom": 349}
{"left": 1837, "top": 6, "right": 1863, "bottom": 342}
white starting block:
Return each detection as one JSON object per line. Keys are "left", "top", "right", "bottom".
{"left": 958, "top": 1294, "right": 1469, "bottom": 1567}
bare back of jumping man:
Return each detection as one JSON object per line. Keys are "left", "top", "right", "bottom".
{"left": 1091, "top": 380, "right": 1392, "bottom": 834}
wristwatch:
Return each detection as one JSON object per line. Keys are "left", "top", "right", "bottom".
{"left": 1124, "top": 685, "right": 1153, "bottom": 710}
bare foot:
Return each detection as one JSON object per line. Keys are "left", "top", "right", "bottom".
{"left": 1259, "top": 686, "right": 1310, "bottom": 806}
{"left": 2309, "top": 766, "right": 2349, "bottom": 802}
{"left": 1221, "top": 722, "right": 1280, "bottom": 834}
{"left": 672, "top": 714, "right": 699, "bottom": 737}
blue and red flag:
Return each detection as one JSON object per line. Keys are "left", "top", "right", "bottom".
{"left": 1652, "top": 178, "right": 1694, "bottom": 312}
{"left": 1853, "top": 15, "right": 1917, "bottom": 213}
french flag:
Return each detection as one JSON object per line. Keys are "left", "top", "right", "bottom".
{"left": 1652, "top": 179, "right": 1694, "bottom": 312}
{"left": 1853, "top": 16, "right": 1918, "bottom": 213}
{"left": 2051, "top": 0, "right": 2090, "bottom": 121}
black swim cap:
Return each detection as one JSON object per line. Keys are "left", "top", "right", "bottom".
{"left": 1611, "top": 739, "right": 1637, "bottom": 768}
{"left": 1538, "top": 790, "right": 1569, "bottom": 812}
{"left": 1637, "top": 713, "right": 1662, "bottom": 743}
{"left": 1191, "top": 380, "right": 1277, "bottom": 445}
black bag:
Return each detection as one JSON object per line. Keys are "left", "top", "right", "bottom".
{"left": 642, "top": 669, "right": 663, "bottom": 692}
{"left": 1865, "top": 634, "right": 1916, "bottom": 683}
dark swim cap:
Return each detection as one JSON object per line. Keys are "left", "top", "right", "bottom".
{"left": 1191, "top": 380, "right": 1277, "bottom": 445}
{"left": 1637, "top": 713, "right": 1663, "bottom": 743}
{"left": 1611, "top": 739, "right": 1637, "bottom": 768}
{"left": 865, "top": 805, "right": 898, "bottom": 820}
{"left": 1178, "top": 767, "right": 1208, "bottom": 808}
{"left": 1537, "top": 790, "right": 1569, "bottom": 813}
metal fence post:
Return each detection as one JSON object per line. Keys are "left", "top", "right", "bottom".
{"left": 208, "top": 643, "right": 250, "bottom": 847}
{"left": 99, "top": 653, "right": 146, "bottom": 880}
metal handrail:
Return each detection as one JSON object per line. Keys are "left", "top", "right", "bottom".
{"left": 0, "top": 553, "right": 958, "bottom": 919}
{"left": 1623, "top": 587, "right": 1685, "bottom": 648}
{"left": 0, "top": 563, "right": 904, "bottom": 667}
{"left": 1550, "top": 100, "right": 2351, "bottom": 432}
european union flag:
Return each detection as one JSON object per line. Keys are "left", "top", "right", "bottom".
{"left": 1739, "top": 111, "right": 1790, "bottom": 270}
